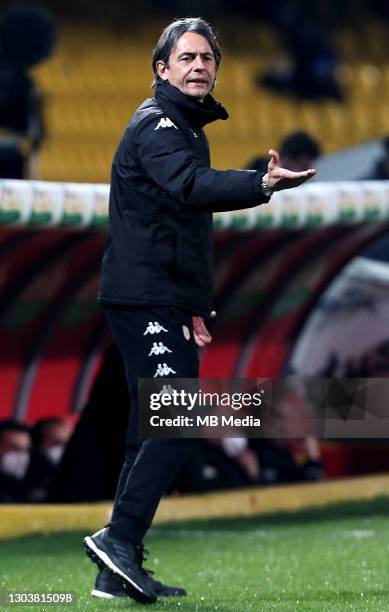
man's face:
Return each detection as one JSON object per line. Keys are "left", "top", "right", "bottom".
{"left": 156, "top": 31, "right": 217, "bottom": 101}
{"left": 41, "top": 422, "right": 71, "bottom": 449}
{"left": 0, "top": 430, "right": 30, "bottom": 455}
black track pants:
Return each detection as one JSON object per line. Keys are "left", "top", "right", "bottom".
{"left": 104, "top": 305, "right": 199, "bottom": 543}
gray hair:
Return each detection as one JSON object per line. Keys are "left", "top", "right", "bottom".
{"left": 152, "top": 17, "right": 222, "bottom": 87}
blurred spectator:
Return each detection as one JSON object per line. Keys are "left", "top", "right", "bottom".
{"left": 362, "top": 136, "right": 389, "bottom": 180}
{"left": 48, "top": 345, "right": 129, "bottom": 503}
{"left": 222, "top": 437, "right": 261, "bottom": 483}
{"left": 248, "top": 438, "right": 315, "bottom": 484}
{"left": 24, "top": 417, "right": 72, "bottom": 502}
{"left": 247, "top": 130, "right": 321, "bottom": 175}
{"left": 48, "top": 344, "right": 325, "bottom": 501}
{"left": 300, "top": 436, "right": 325, "bottom": 481}
{"left": 279, "top": 131, "right": 321, "bottom": 172}
{"left": 0, "top": 3, "right": 57, "bottom": 179}
{"left": 172, "top": 435, "right": 324, "bottom": 494}
{"left": 171, "top": 439, "right": 253, "bottom": 493}
{"left": 0, "top": 420, "right": 31, "bottom": 502}
{"left": 265, "top": 378, "right": 325, "bottom": 482}
{"left": 258, "top": 2, "right": 343, "bottom": 101}
{"left": 31, "top": 417, "right": 71, "bottom": 464}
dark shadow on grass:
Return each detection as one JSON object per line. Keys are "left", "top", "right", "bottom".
{"left": 0, "top": 531, "right": 88, "bottom": 549}
{"left": 153, "top": 495, "right": 389, "bottom": 533}
{"left": 2, "top": 496, "right": 389, "bottom": 550}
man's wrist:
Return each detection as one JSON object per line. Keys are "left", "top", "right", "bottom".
{"left": 261, "top": 173, "right": 275, "bottom": 197}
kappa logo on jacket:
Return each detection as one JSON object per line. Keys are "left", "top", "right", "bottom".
{"left": 154, "top": 117, "right": 178, "bottom": 130}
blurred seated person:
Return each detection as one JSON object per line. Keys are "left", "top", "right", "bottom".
{"left": 246, "top": 131, "right": 321, "bottom": 176}
{"left": 0, "top": 4, "right": 57, "bottom": 179}
{"left": 0, "top": 420, "right": 31, "bottom": 502}
{"left": 362, "top": 136, "right": 389, "bottom": 180}
{"left": 31, "top": 417, "right": 71, "bottom": 465}
{"left": 25, "top": 417, "right": 72, "bottom": 502}
{"left": 251, "top": 437, "right": 324, "bottom": 484}
{"left": 262, "top": 377, "right": 325, "bottom": 482}
{"left": 171, "top": 435, "right": 323, "bottom": 494}
{"left": 49, "top": 345, "right": 129, "bottom": 503}
{"left": 222, "top": 436, "right": 324, "bottom": 485}
{"left": 259, "top": 3, "right": 343, "bottom": 101}
{"left": 170, "top": 438, "right": 254, "bottom": 493}
{"left": 173, "top": 375, "right": 324, "bottom": 493}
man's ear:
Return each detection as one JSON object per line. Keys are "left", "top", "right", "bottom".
{"left": 156, "top": 60, "right": 169, "bottom": 81}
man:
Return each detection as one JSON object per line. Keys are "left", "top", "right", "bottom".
{"left": 84, "top": 17, "right": 316, "bottom": 604}
{"left": 25, "top": 417, "right": 72, "bottom": 502}
{"left": 0, "top": 420, "right": 31, "bottom": 502}
{"left": 247, "top": 130, "right": 321, "bottom": 175}
{"left": 363, "top": 136, "right": 389, "bottom": 180}
{"left": 279, "top": 130, "right": 321, "bottom": 172}
{"left": 0, "top": 5, "right": 57, "bottom": 179}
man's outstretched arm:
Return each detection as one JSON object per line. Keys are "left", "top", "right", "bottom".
{"left": 134, "top": 115, "right": 316, "bottom": 213}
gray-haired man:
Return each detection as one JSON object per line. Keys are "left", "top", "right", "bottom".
{"left": 84, "top": 17, "right": 316, "bottom": 604}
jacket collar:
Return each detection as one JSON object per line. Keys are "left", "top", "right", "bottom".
{"left": 154, "top": 80, "right": 228, "bottom": 128}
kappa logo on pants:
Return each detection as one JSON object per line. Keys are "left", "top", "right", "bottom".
{"left": 161, "top": 384, "right": 175, "bottom": 394}
{"left": 153, "top": 363, "right": 177, "bottom": 377}
{"left": 148, "top": 342, "right": 173, "bottom": 356}
{"left": 143, "top": 321, "right": 168, "bottom": 335}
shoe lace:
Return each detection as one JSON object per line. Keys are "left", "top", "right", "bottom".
{"left": 135, "top": 544, "right": 155, "bottom": 578}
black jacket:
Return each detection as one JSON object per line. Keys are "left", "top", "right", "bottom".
{"left": 98, "top": 81, "right": 269, "bottom": 316}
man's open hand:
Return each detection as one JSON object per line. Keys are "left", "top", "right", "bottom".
{"left": 266, "top": 149, "right": 316, "bottom": 191}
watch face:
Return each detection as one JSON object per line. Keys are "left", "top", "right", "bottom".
{"left": 262, "top": 183, "right": 273, "bottom": 196}
{"left": 261, "top": 176, "right": 273, "bottom": 196}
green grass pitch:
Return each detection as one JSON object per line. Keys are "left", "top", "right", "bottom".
{"left": 1, "top": 498, "right": 389, "bottom": 611}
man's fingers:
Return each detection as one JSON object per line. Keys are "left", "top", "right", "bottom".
{"left": 193, "top": 330, "right": 212, "bottom": 347}
{"left": 268, "top": 148, "right": 280, "bottom": 167}
{"left": 296, "top": 168, "right": 316, "bottom": 178}
{"left": 193, "top": 316, "right": 212, "bottom": 337}
{"left": 198, "top": 325, "right": 212, "bottom": 341}
{"left": 193, "top": 332, "right": 206, "bottom": 347}
{"left": 192, "top": 316, "right": 212, "bottom": 347}
{"left": 282, "top": 168, "right": 316, "bottom": 179}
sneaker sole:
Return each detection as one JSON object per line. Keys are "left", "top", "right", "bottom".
{"left": 84, "top": 537, "right": 157, "bottom": 604}
{"left": 91, "top": 589, "right": 116, "bottom": 599}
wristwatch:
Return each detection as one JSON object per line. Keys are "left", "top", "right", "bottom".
{"left": 261, "top": 173, "right": 275, "bottom": 197}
